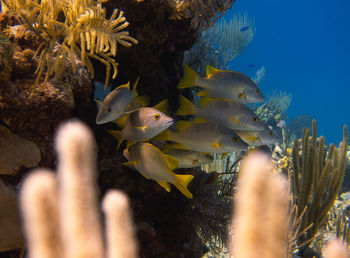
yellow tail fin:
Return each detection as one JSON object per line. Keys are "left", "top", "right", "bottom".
{"left": 176, "top": 95, "right": 195, "bottom": 116}
{"left": 174, "top": 173, "right": 194, "bottom": 199}
{"left": 177, "top": 65, "right": 200, "bottom": 89}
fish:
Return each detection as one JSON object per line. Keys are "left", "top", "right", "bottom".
{"left": 178, "top": 65, "right": 264, "bottom": 103}
{"left": 123, "top": 142, "right": 194, "bottom": 198}
{"left": 96, "top": 78, "right": 139, "bottom": 124}
{"left": 240, "top": 25, "right": 250, "bottom": 31}
{"left": 153, "top": 121, "right": 249, "bottom": 153}
{"left": 177, "top": 96, "right": 266, "bottom": 131}
{"left": 109, "top": 106, "right": 173, "bottom": 149}
{"left": 234, "top": 127, "right": 279, "bottom": 146}
{"left": 165, "top": 148, "right": 214, "bottom": 168}
{"left": 245, "top": 63, "right": 257, "bottom": 68}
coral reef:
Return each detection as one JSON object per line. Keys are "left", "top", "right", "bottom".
{"left": 255, "top": 90, "right": 292, "bottom": 127}
{"left": 290, "top": 120, "right": 348, "bottom": 255}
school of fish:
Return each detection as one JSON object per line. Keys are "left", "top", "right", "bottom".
{"left": 95, "top": 65, "right": 279, "bottom": 198}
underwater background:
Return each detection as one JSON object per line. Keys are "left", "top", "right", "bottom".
{"left": 226, "top": 0, "right": 350, "bottom": 144}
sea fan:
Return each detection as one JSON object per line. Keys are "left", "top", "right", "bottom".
{"left": 2, "top": 0, "right": 138, "bottom": 87}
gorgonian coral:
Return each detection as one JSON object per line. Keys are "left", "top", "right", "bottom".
{"left": 2, "top": 0, "right": 138, "bottom": 86}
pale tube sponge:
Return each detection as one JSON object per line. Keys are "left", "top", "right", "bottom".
{"left": 56, "top": 120, "right": 105, "bottom": 258}
{"left": 20, "top": 120, "right": 138, "bottom": 258}
{"left": 229, "top": 151, "right": 289, "bottom": 258}
{"left": 324, "top": 239, "right": 349, "bottom": 258}
{"left": 21, "top": 170, "right": 62, "bottom": 258}
{"left": 102, "top": 190, "right": 138, "bottom": 258}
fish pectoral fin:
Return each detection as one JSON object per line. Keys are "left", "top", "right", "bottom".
{"left": 122, "top": 160, "right": 138, "bottom": 169}
{"left": 246, "top": 136, "right": 259, "bottom": 142}
{"left": 174, "top": 173, "right": 194, "bottom": 199}
{"left": 228, "top": 116, "right": 241, "bottom": 124}
{"left": 108, "top": 130, "right": 124, "bottom": 150}
{"left": 211, "top": 142, "right": 221, "bottom": 149}
{"left": 133, "top": 126, "right": 147, "bottom": 132}
{"left": 157, "top": 181, "right": 171, "bottom": 192}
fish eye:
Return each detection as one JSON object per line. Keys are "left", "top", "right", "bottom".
{"left": 269, "top": 131, "right": 274, "bottom": 136}
{"left": 232, "top": 137, "right": 239, "bottom": 142}
{"left": 252, "top": 116, "right": 258, "bottom": 122}
{"left": 154, "top": 113, "right": 160, "bottom": 120}
{"left": 239, "top": 93, "right": 246, "bottom": 99}
{"left": 256, "top": 89, "right": 260, "bottom": 94}
{"left": 106, "top": 106, "right": 111, "bottom": 113}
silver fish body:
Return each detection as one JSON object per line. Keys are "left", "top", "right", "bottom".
{"left": 121, "top": 107, "right": 174, "bottom": 141}
{"left": 235, "top": 127, "right": 279, "bottom": 146}
{"left": 96, "top": 83, "right": 135, "bottom": 124}
{"left": 166, "top": 148, "right": 213, "bottom": 168}
{"left": 163, "top": 121, "right": 248, "bottom": 153}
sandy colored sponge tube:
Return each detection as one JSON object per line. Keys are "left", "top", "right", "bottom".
{"left": 20, "top": 120, "right": 138, "bottom": 258}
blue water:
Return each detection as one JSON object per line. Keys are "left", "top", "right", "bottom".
{"left": 225, "top": 0, "right": 350, "bottom": 145}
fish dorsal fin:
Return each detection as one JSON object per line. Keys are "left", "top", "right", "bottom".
{"left": 175, "top": 120, "right": 193, "bottom": 132}
{"left": 135, "top": 95, "right": 150, "bottom": 107}
{"left": 176, "top": 95, "right": 195, "bottom": 116}
{"left": 162, "top": 153, "right": 179, "bottom": 170}
{"left": 157, "top": 181, "right": 171, "bottom": 192}
{"left": 177, "top": 65, "right": 200, "bottom": 89}
{"left": 206, "top": 65, "right": 221, "bottom": 77}
{"left": 196, "top": 90, "right": 210, "bottom": 97}
{"left": 122, "top": 160, "right": 138, "bottom": 169}
{"left": 132, "top": 76, "right": 140, "bottom": 95}
{"left": 126, "top": 140, "right": 135, "bottom": 149}
{"left": 198, "top": 96, "right": 214, "bottom": 107}
{"left": 153, "top": 99, "right": 168, "bottom": 114}
{"left": 94, "top": 99, "right": 102, "bottom": 108}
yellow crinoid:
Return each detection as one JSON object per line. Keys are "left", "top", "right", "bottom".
{"left": 2, "top": 0, "right": 138, "bottom": 87}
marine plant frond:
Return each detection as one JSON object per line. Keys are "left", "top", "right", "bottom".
{"left": 2, "top": 0, "right": 138, "bottom": 87}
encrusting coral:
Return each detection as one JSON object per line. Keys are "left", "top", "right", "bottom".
{"left": 0, "top": 179, "right": 24, "bottom": 252}
{"left": 20, "top": 120, "right": 138, "bottom": 258}
{"left": 0, "top": 125, "right": 41, "bottom": 175}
